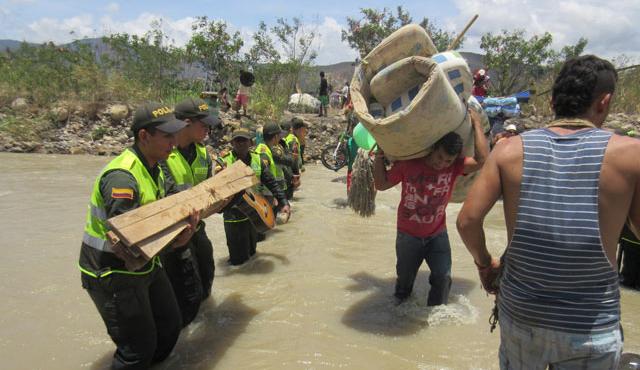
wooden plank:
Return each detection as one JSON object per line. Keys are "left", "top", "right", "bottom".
{"left": 135, "top": 220, "right": 188, "bottom": 259}
{"left": 107, "top": 231, "right": 148, "bottom": 271}
{"left": 108, "top": 161, "right": 253, "bottom": 231}
{"left": 107, "top": 161, "right": 258, "bottom": 246}
{"left": 114, "top": 174, "right": 256, "bottom": 246}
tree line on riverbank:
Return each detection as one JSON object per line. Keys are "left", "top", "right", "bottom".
{"left": 0, "top": 6, "right": 638, "bottom": 143}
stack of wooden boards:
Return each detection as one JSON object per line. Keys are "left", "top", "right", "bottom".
{"left": 106, "top": 161, "right": 258, "bottom": 271}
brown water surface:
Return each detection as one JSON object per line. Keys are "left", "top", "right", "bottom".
{"left": 0, "top": 153, "right": 637, "bottom": 369}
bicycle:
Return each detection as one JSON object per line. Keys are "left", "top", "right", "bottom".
{"left": 320, "top": 112, "right": 357, "bottom": 171}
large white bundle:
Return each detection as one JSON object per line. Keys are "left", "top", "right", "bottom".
{"left": 288, "top": 93, "right": 320, "bottom": 113}
{"left": 353, "top": 56, "right": 469, "bottom": 161}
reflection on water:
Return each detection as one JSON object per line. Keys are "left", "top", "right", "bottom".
{"left": 0, "top": 152, "right": 638, "bottom": 369}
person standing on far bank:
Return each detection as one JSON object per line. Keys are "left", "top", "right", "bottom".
{"left": 318, "top": 71, "right": 329, "bottom": 117}
{"left": 457, "top": 55, "right": 639, "bottom": 368}
{"left": 79, "top": 102, "right": 199, "bottom": 369}
{"left": 373, "top": 109, "right": 488, "bottom": 305}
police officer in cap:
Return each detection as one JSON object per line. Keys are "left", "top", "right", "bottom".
{"left": 221, "top": 128, "right": 289, "bottom": 264}
{"left": 256, "top": 122, "right": 297, "bottom": 208}
{"left": 279, "top": 120, "right": 301, "bottom": 200}
{"left": 79, "top": 102, "right": 199, "bottom": 369}
{"left": 160, "top": 97, "right": 221, "bottom": 326}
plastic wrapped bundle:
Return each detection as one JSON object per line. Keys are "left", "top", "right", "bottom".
{"left": 288, "top": 93, "right": 320, "bottom": 113}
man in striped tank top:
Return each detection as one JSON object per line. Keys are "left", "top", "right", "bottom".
{"left": 457, "top": 55, "right": 640, "bottom": 368}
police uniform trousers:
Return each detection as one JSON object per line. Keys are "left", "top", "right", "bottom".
{"left": 161, "top": 244, "right": 203, "bottom": 326}
{"left": 81, "top": 267, "right": 182, "bottom": 370}
{"left": 224, "top": 218, "right": 258, "bottom": 265}
{"left": 192, "top": 222, "right": 214, "bottom": 299}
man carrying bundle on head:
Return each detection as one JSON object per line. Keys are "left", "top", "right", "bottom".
{"left": 373, "top": 108, "right": 488, "bottom": 305}
{"left": 221, "top": 128, "right": 290, "bottom": 265}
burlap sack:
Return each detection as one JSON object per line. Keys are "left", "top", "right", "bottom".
{"left": 359, "top": 24, "right": 437, "bottom": 83}
{"left": 432, "top": 51, "right": 473, "bottom": 101}
{"left": 352, "top": 56, "right": 469, "bottom": 161}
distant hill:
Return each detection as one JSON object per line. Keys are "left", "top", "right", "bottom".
{"left": 0, "top": 39, "right": 34, "bottom": 51}
{"left": 0, "top": 37, "right": 112, "bottom": 55}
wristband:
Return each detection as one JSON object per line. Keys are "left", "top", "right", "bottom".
{"left": 474, "top": 259, "right": 491, "bottom": 270}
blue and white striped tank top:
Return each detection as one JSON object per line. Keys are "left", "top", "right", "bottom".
{"left": 499, "top": 128, "right": 620, "bottom": 334}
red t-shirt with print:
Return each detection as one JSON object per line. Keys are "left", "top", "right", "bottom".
{"left": 386, "top": 157, "right": 465, "bottom": 238}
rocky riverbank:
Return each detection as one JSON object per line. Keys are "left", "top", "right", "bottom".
{"left": 1, "top": 101, "right": 639, "bottom": 159}
{"left": 0, "top": 102, "right": 352, "bottom": 162}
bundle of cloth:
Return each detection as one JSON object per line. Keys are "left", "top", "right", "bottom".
{"left": 349, "top": 24, "right": 490, "bottom": 202}
{"left": 482, "top": 96, "right": 521, "bottom": 118}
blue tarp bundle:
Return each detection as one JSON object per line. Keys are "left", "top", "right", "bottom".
{"left": 482, "top": 96, "right": 518, "bottom": 107}
{"left": 474, "top": 90, "right": 530, "bottom": 118}
{"left": 484, "top": 104, "right": 521, "bottom": 118}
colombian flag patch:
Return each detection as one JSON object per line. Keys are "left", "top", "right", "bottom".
{"left": 111, "top": 187, "right": 134, "bottom": 200}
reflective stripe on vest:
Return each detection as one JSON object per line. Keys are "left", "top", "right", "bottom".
{"left": 255, "top": 143, "right": 282, "bottom": 181}
{"left": 284, "top": 133, "right": 302, "bottom": 168}
{"left": 82, "top": 148, "right": 164, "bottom": 257}
{"left": 165, "top": 144, "right": 210, "bottom": 191}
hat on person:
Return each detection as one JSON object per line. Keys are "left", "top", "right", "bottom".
{"left": 291, "top": 116, "right": 307, "bottom": 129}
{"left": 505, "top": 123, "right": 518, "bottom": 132}
{"left": 231, "top": 128, "right": 253, "bottom": 140}
{"left": 263, "top": 122, "right": 283, "bottom": 136}
{"left": 280, "top": 121, "right": 292, "bottom": 132}
{"left": 174, "top": 97, "right": 221, "bottom": 128}
{"left": 132, "top": 102, "right": 187, "bottom": 134}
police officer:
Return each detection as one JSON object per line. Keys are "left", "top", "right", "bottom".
{"left": 221, "top": 128, "right": 289, "bottom": 264}
{"left": 279, "top": 121, "right": 301, "bottom": 200}
{"left": 256, "top": 122, "right": 297, "bottom": 205}
{"left": 160, "top": 97, "right": 221, "bottom": 325}
{"left": 79, "top": 102, "right": 199, "bottom": 369}
{"left": 290, "top": 116, "right": 307, "bottom": 171}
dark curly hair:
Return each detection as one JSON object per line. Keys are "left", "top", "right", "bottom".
{"left": 552, "top": 55, "right": 617, "bottom": 118}
{"left": 433, "top": 132, "right": 463, "bottom": 156}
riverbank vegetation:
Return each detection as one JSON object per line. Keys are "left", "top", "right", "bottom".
{"left": 0, "top": 5, "right": 638, "bottom": 137}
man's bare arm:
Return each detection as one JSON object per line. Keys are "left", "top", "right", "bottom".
{"left": 463, "top": 108, "right": 489, "bottom": 174}
{"left": 457, "top": 147, "right": 504, "bottom": 266}
{"left": 373, "top": 150, "right": 395, "bottom": 191}
{"left": 628, "top": 147, "right": 640, "bottom": 237}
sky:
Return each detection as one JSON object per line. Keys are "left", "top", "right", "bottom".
{"left": 0, "top": 0, "right": 638, "bottom": 65}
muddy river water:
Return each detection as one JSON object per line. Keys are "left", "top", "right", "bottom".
{"left": 0, "top": 152, "right": 638, "bottom": 369}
